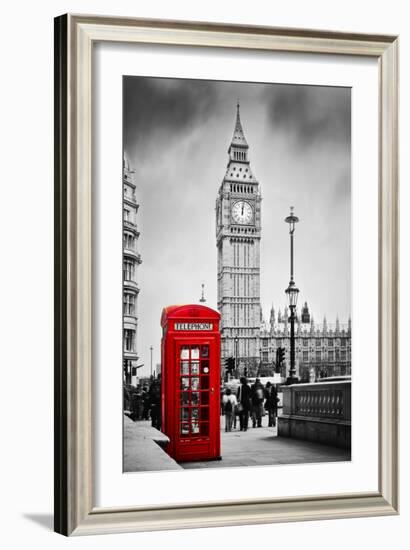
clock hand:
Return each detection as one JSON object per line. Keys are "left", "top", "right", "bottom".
{"left": 241, "top": 203, "right": 244, "bottom": 216}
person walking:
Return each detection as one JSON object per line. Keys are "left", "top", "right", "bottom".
{"left": 141, "top": 387, "right": 150, "bottom": 420}
{"left": 251, "top": 378, "right": 265, "bottom": 428}
{"left": 264, "top": 381, "right": 279, "bottom": 427}
{"left": 236, "top": 377, "right": 252, "bottom": 431}
{"left": 149, "top": 379, "right": 161, "bottom": 430}
{"left": 222, "top": 388, "right": 237, "bottom": 432}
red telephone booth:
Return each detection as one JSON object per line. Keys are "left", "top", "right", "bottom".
{"left": 161, "top": 304, "right": 221, "bottom": 462}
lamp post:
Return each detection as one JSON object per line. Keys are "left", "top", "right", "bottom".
{"left": 285, "top": 207, "right": 300, "bottom": 384}
{"left": 150, "top": 345, "right": 153, "bottom": 379}
{"left": 234, "top": 335, "right": 239, "bottom": 378}
{"left": 258, "top": 346, "right": 262, "bottom": 377}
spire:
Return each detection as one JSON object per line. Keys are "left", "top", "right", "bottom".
{"left": 199, "top": 283, "right": 206, "bottom": 303}
{"left": 231, "top": 101, "right": 248, "bottom": 148}
{"left": 301, "top": 301, "right": 310, "bottom": 324}
{"left": 323, "top": 315, "right": 328, "bottom": 333}
{"left": 310, "top": 316, "right": 315, "bottom": 334}
{"left": 269, "top": 304, "right": 275, "bottom": 326}
{"left": 336, "top": 315, "right": 340, "bottom": 333}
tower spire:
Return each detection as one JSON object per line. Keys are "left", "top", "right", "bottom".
{"left": 229, "top": 102, "right": 248, "bottom": 155}
{"left": 199, "top": 283, "right": 206, "bottom": 303}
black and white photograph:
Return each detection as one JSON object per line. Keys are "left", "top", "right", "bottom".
{"left": 122, "top": 76, "right": 352, "bottom": 472}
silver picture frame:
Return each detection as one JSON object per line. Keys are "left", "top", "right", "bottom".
{"left": 54, "top": 14, "right": 399, "bottom": 536}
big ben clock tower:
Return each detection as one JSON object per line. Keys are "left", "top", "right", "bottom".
{"left": 216, "top": 103, "right": 262, "bottom": 374}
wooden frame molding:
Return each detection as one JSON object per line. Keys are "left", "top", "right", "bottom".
{"left": 54, "top": 14, "right": 399, "bottom": 536}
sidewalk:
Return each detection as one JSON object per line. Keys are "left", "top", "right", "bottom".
{"left": 123, "top": 416, "right": 350, "bottom": 472}
{"left": 123, "top": 416, "right": 182, "bottom": 473}
{"left": 181, "top": 418, "right": 350, "bottom": 470}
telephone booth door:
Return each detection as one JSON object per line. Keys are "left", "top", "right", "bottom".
{"left": 176, "top": 340, "right": 218, "bottom": 461}
{"left": 161, "top": 305, "right": 221, "bottom": 463}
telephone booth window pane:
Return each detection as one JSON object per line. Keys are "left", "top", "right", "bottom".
{"left": 180, "top": 423, "right": 189, "bottom": 436}
{"left": 181, "top": 408, "right": 189, "bottom": 421}
{"left": 191, "top": 392, "right": 200, "bottom": 405}
{"left": 200, "top": 408, "right": 209, "bottom": 421}
{"left": 180, "top": 346, "right": 189, "bottom": 359}
{"left": 191, "top": 421, "right": 200, "bottom": 435}
{"left": 180, "top": 361, "right": 189, "bottom": 375}
{"left": 191, "top": 361, "right": 200, "bottom": 375}
{"left": 201, "top": 376, "right": 209, "bottom": 390}
{"left": 191, "top": 377, "right": 200, "bottom": 390}
{"left": 201, "top": 345, "right": 209, "bottom": 358}
{"left": 191, "top": 408, "right": 199, "bottom": 420}
{"left": 200, "top": 423, "right": 209, "bottom": 436}
{"left": 181, "top": 392, "right": 189, "bottom": 405}
{"left": 181, "top": 377, "right": 190, "bottom": 390}
{"left": 201, "top": 392, "right": 209, "bottom": 405}
{"left": 191, "top": 346, "right": 200, "bottom": 359}
{"left": 201, "top": 360, "right": 210, "bottom": 374}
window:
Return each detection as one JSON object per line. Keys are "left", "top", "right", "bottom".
{"left": 262, "top": 339, "right": 268, "bottom": 348}
{"left": 124, "top": 209, "right": 130, "bottom": 222}
{"left": 123, "top": 259, "right": 135, "bottom": 281}
{"left": 328, "top": 350, "right": 334, "bottom": 361}
{"left": 262, "top": 352, "right": 268, "bottom": 362}
{"left": 123, "top": 293, "right": 136, "bottom": 315}
{"left": 315, "top": 351, "right": 321, "bottom": 361}
{"left": 340, "top": 338, "right": 347, "bottom": 347}
{"left": 316, "top": 339, "right": 321, "bottom": 347}
{"left": 341, "top": 350, "right": 347, "bottom": 360}
{"left": 124, "top": 329, "right": 135, "bottom": 352}
{"left": 328, "top": 338, "right": 334, "bottom": 347}
{"left": 303, "top": 339, "right": 309, "bottom": 347}
{"left": 303, "top": 351, "right": 309, "bottom": 362}
{"left": 123, "top": 233, "right": 135, "bottom": 250}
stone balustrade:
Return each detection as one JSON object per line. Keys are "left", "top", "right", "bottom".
{"left": 278, "top": 379, "right": 351, "bottom": 449}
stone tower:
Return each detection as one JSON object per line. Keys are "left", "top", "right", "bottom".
{"left": 216, "top": 103, "right": 262, "bottom": 373}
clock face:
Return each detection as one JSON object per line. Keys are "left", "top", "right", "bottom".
{"left": 232, "top": 201, "right": 253, "bottom": 225}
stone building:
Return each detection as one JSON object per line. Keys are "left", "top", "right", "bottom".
{"left": 216, "top": 106, "right": 351, "bottom": 380}
{"left": 259, "top": 303, "right": 351, "bottom": 382}
{"left": 215, "top": 102, "right": 262, "bottom": 369}
{"left": 123, "top": 154, "right": 142, "bottom": 386}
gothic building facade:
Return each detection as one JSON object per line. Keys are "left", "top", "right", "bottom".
{"left": 216, "top": 103, "right": 262, "bottom": 369}
{"left": 216, "top": 106, "right": 351, "bottom": 381}
{"left": 123, "top": 154, "right": 142, "bottom": 386}
{"left": 260, "top": 303, "right": 351, "bottom": 381}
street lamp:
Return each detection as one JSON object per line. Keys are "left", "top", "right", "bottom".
{"left": 258, "top": 346, "right": 262, "bottom": 377}
{"left": 150, "top": 345, "right": 153, "bottom": 379}
{"left": 285, "top": 207, "right": 300, "bottom": 384}
{"left": 234, "top": 334, "right": 239, "bottom": 378}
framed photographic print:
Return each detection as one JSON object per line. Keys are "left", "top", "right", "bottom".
{"left": 54, "top": 14, "right": 399, "bottom": 536}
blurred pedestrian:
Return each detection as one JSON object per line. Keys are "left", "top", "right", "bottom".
{"left": 142, "top": 387, "right": 150, "bottom": 420}
{"left": 264, "top": 381, "right": 279, "bottom": 427}
{"left": 149, "top": 379, "right": 161, "bottom": 430}
{"left": 222, "top": 388, "right": 237, "bottom": 432}
{"left": 251, "top": 378, "right": 265, "bottom": 427}
{"left": 236, "top": 377, "right": 252, "bottom": 431}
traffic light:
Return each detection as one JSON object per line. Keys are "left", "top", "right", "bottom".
{"left": 225, "top": 356, "right": 235, "bottom": 376}
{"left": 275, "top": 347, "right": 286, "bottom": 373}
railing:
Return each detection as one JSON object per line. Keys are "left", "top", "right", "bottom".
{"left": 282, "top": 379, "right": 351, "bottom": 422}
{"left": 279, "top": 379, "right": 351, "bottom": 448}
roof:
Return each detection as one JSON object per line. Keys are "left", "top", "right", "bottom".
{"left": 230, "top": 102, "right": 248, "bottom": 148}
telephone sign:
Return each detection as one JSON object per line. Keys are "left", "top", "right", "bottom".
{"left": 160, "top": 304, "right": 221, "bottom": 462}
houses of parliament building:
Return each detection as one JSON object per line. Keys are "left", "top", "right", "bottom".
{"left": 215, "top": 104, "right": 351, "bottom": 382}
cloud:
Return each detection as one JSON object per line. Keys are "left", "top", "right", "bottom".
{"left": 123, "top": 77, "right": 219, "bottom": 157}
{"left": 263, "top": 85, "right": 351, "bottom": 149}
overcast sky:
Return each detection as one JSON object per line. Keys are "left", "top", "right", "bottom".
{"left": 123, "top": 77, "right": 351, "bottom": 377}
